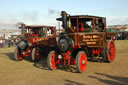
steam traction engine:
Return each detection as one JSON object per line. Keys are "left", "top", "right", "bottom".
{"left": 47, "top": 11, "right": 117, "bottom": 73}
{"left": 14, "top": 24, "right": 57, "bottom": 61}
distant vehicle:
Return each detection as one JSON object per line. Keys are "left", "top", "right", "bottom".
{"left": 14, "top": 24, "right": 57, "bottom": 61}
{"left": 107, "top": 28, "right": 128, "bottom": 40}
{"left": 47, "top": 11, "right": 117, "bottom": 73}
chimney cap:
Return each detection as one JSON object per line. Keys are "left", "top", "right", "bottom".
{"left": 61, "top": 11, "right": 68, "bottom": 16}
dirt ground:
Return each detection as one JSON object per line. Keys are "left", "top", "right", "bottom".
{"left": 0, "top": 40, "right": 128, "bottom": 85}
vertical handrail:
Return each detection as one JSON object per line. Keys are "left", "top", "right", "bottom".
{"left": 93, "top": 17, "right": 95, "bottom": 32}
{"left": 77, "top": 18, "right": 79, "bottom": 46}
{"left": 58, "top": 21, "right": 60, "bottom": 39}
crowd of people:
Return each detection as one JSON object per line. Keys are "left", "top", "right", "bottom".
{"left": 0, "top": 38, "right": 20, "bottom": 48}
{"left": 117, "top": 32, "right": 128, "bottom": 40}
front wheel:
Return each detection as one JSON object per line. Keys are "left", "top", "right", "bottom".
{"left": 14, "top": 48, "right": 23, "bottom": 61}
{"left": 76, "top": 51, "right": 87, "bottom": 73}
{"left": 31, "top": 48, "right": 40, "bottom": 61}
{"left": 47, "top": 51, "right": 57, "bottom": 70}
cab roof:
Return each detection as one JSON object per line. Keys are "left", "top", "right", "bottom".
{"left": 25, "top": 25, "right": 56, "bottom": 28}
{"left": 56, "top": 15, "right": 106, "bottom": 21}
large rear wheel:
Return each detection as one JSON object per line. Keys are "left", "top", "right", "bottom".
{"left": 76, "top": 51, "right": 87, "bottom": 73}
{"left": 32, "top": 48, "right": 40, "bottom": 61}
{"left": 14, "top": 48, "right": 23, "bottom": 61}
{"left": 47, "top": 51, "right": 57, "bottom": 70}
{"left": 103, "top": 40, "right": 116, "bottom": 63}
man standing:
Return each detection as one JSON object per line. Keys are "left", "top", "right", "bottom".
{"left": 126, "top": 32, "right": 128, "bottom": 40}
{"left": 0, "top": 39, "right": 2, "bottom": 48}
{"left": 8, "top": 39, "right": 11, "bottom": 47}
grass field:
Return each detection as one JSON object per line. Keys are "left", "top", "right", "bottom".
{"left": 0, "top": 40, "right": 128, "bottom": 85}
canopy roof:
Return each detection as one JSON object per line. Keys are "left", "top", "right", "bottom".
{"left": 56, "top": 15, "right": 106, "bottom": 21}
{"left": 25, "top": 25, "right": 55, "bottom": 28}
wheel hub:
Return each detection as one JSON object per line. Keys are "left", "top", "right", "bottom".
{"left": 82, "top": 60, "right": 85, "bottom": 65}
{"left": 58, "top": 55, "right": 62, "bottom": 59}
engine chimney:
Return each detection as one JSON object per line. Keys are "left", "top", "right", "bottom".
{"left": 61, "top": 11, "right": 68, "bottom": 32}
{"left": 21, "top": 24, "right": 25, "bottom": 39}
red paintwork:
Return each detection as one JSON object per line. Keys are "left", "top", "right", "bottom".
{"left": 25, "top": 50, "right": 30, "bottom": 54}
{"left": 55, "top": 58, "right": 61, "bottom": 65}
{"left": 35, "top": 50, "right": 40, "bottom": 60}
{"left": 17, "top": 50, "right": 23, "bottom": 60}
{"left": 50, "top": 51, "right": 76, "bottom": 68}
{"left": 55, "top": 12, "right": 117, "bottom": 73}
{"left": 51, "top": 52, "right": 57, "bottom": 69}
{"left": 108, "top": 41, "right": 115, "bottom": 62}
{"left": 64, "top": 51, "right": 71, "bottom": 65}
{"left": 73, "top": 44, "right": 81, "bottom": 49}
{"left": 18, "top": 56, "right": 23, "bottom": 60}
{"left": 80, "top": 52, "right": 87, "bottom": 72}
{"left": 22, "top": 49, "right": 31, "bottom": 57}
{"left": 23, "top": 54, "right": 30, "bottom": 57}
{"left": 24, "top": 25, "right": 56, "bottom": 46}
{"left": 20, "top": 25, "right": 57, "bottom": 60}
{"left": 71, "top": 58, "right": 76, "bottom": 65}
{"left": 80, "top": 22, "right": 84, "bottom": 32}
{"left": 92, "top": 48, "right": 103, "bottom": 56}
{"left": 22, "top": 49, "right": 40, "bottom": 60}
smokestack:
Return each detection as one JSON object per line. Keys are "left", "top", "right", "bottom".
{"left": 61, "top": 11, "right": 68, "bottom": 32}
{"left": 3, "top": 34, "right": 5, "bottom": 39}
{"left": 20, "top": 23, "right": 25, "bottom": 38}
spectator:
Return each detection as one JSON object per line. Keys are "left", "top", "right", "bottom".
{"left": 8, "top": 39, "right": 11, "bottom": 47}
{"left": 126, "top": 32, "right": 128, "bottom": 40}
{"left": 15, "top": 39, "right": 19, "bottom": 45}
{"left": 11, "top": 39, "right": 14, "bottom": 46}
{"left": 118, "top": 33, "right": 121, "bottom": 40}
{"left": 3, "top": 39, "right": 5, "bottom": 48}
{"left": 0, "top": 39, "right": 2, "bottom": 48}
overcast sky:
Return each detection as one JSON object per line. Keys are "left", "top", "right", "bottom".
{"left": 0, "top": 0, "right": 128, "bottom": 29}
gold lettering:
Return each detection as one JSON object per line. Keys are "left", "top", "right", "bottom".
{"left": 87, "top": 42, "right": 96, "bottom": 45}
{"left": 33, "top": 38, "right": 48, "bottom": 42}
{"left": 93, "top": 35, "right": 99, "bottom": 38}
{"left": 83, "top": 36, "right": 92, "bottom": 39}
{"left": 83, "top": 39, "right": 99, "bottom": 42}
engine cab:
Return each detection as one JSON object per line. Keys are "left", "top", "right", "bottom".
{"left": 47, "top": 11, "right": 117, "bottom": 73}
{"left": 14, "top": 24, "right": 57, "bottom": 61}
